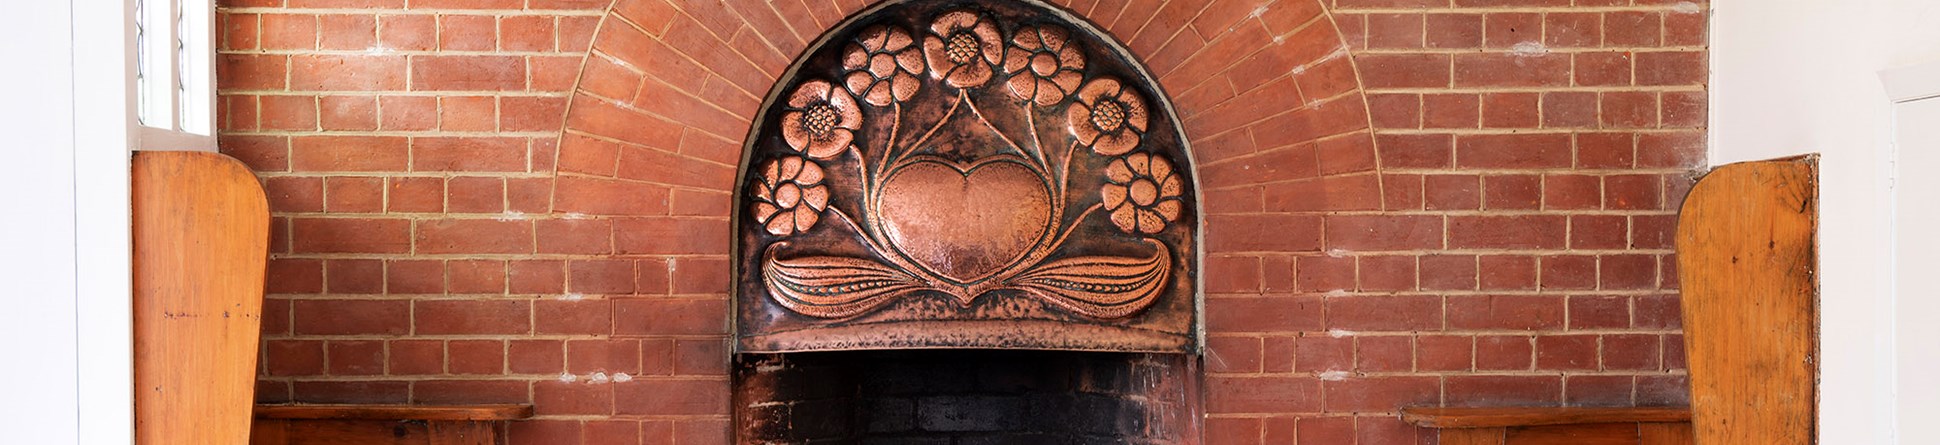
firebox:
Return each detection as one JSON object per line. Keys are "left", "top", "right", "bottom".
{"left": 731, "top": 0, "right": 1203, "bottom": 442}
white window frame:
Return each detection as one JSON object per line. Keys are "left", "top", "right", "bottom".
{"left": 134, "top": 0, "right": 216, "bottom": 152}
{"left": 1880, "top": 59, "right": 1940, "bottom": 445}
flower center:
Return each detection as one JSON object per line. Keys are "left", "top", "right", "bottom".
{"left": 802, "top": 103, "right": 840, "bottom": 139}
{"left": 1091, "top": 100, "right": 1127, "bottom": 133}
{"left": 945, "top": 32, "right": 981, "bottom": 64}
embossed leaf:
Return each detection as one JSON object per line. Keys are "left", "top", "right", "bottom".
{"left": 763, "top": 249, "right": 927, "bottom": 319}
{"left": 1005, "top": 239, "right": 1172, "bottom": 319}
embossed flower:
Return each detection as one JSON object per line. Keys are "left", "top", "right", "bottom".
{"left": 1100, "top": 153, "right": 1183, "bottom": 235}
{"left": 1067, "top": 77, "right": 1149, "bottom": 156}
{"left": 751, "top": 156, "right": 831, "bottom": 237}
{"left": 1003, "top": 25, "right": 1086, "bottom": 106}
{"left": 781, "top": 80, "right": 863, "bottom": 160}
{"left": 843, "top": 25, "right": 925, "bottom": 106}
{"left": 922, "top": 10, "right": 1004, "bottom": 89}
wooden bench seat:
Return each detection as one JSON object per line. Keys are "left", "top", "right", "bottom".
{"left": 1402, "top": 407, "right": 1694, "bottom": 445}
{"left": 249, "top": 404, "right": 533, "bottom": 445}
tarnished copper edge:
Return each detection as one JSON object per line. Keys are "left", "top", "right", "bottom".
{"left": 737, "top": 319, "right": 1191, "bottom": 354}
{"left": 727, "top": 0, "right": 1208, "bottom": 356}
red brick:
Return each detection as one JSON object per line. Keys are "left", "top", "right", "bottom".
{"left": 613, "top": 298, "right": 728, "bottom": 335}
{"left": 318, "top": 14, "right": 376, "bottom": 51}
{"left": 259, "top": 95, "right": 319, "bottom": 131}
{"left": 1544, "top": 174, "right": 1603, "bottom": 210}
{"left": 414, "top": 380, "right": 528, "bottom": 405}
{"left": 1357, "top": 336, "right": 1414, "bottom": 372}
{"left": 1450, "top": 215, "right": 1566, "bottom": 249}
{"left": 293, "top": 299, "right": 409, "bottom": 335}
{"left": 1359, "top": 256, "right": 1418, "bottom": 292}
{"left": 1541, "top": 255, "right": 1598, "bottom": 291}
{"left": 1366, "top": 13, "right": 1424, "bottom": 49}
{"left": 415, "top": 299, "right": 531, "bottom": 335}
{"left": 1205, "top": 336, "right": 1263, "bottom": 373}
{"left": 613, "top": 379, "right": 729, "bottom": 415}
{"left": 1537, "top": 335, "right": 1598, "bottom": 370}
{"left": 385, "top": 259, "right": 445, "bottom": 294}
{"left": 568, "top": 339, "right": 642, "bottom": 374}
{"left": 415, "top": 219, "right": 534, "bottom": 254}
{"left": 511, "top": 260, "right": 567, "bottom": 294}
{"left": 1543, "top": 91, "right": 1598, "bottom": 128}
{"left": 448, "top": 340, "right": 505, "bottom": 375}
{"left": 388, "top": 339, "right": 444, "bottom": 375}
{"left": 1605, "top": 11, "right": 1663, "bottom": 47}
{"left": 387, "top": 177, "right": 444, "bottom": 213}
{"left": 219, "top": 55, "right": 290, "bottom": 91}
{"left": 554, "top": 177, "right": 671, "bottom": 216}
{"left": 1357, "top": 54, "right": 1450, "bottom": 88}
{"left": 1378, "top": 134, "right": 1452, "bottom": 169}
{"left": 444, "top": 176, "right": 504, "bottom": 214}
{"left": 265, "top": 340, "right": 326, "bottom": 376}
{"left": 1454, "top": 53, "right": 1570, "bottom": 87}
{"left": 294, "top": 381, "right": 409, "bottom": 405}
{"left": 1206, "top": 215, "right": 1323, "bottom": 253}
{"left": 1483, "top": 13, "right": 1542, "bottom": 48}
{"left": 412, "top": 55, "right": 526, "bottom": 91}
{"left": 413, "top": 137, "right": 528, "bottom": 172}
{"left": 318, "top": 95, "right": 378, "bottom": 131}
{"left": 1205, "top": 296, "right": 1324, "bottom": 333}
{"left": 1601, "top": 254, "right": 1660, "bottom": 290}
{"left": 290, "top": 55, "right": 407, "bottom": 91}
{"left": 535, "top": 380, "right": 614, "bottom": 416}
{"left": 509, "top": 339, "right": 565, "bottom": 374}
{"left": 669, "top": 339, "right": 726, "bottom": 377}
{"left": 266, "top": 259, "right": 323, "bottom": 295}
{"left": 1422, "top": 93, "right": 1479, "bottom": 129}
{"left": 1575, "top": 52, "right": 1633, "bottom": 86}
{"left": 324, "top": 176, "right": 383, "bottom": 214}
{"left": 326, "top": 259, "right": 384, "bottom": 294}
{"left": 1325, "top": 216, "right": 1443, "bottom": 251}
{"left": 1296, "top": 336, "right": 1353, "bottom": 372}
{"left": 535, "top": 299, "right": 612, "bottom": 335}
{"left": 1571, "top": 215, "right": 1628, "bottom": 250}
{"left": 1606, "top": 174, "right": 1664, "bottom": 210}
{"left": 1298, "top": 417, "right": 1355, "bottom": 444}
{"left": 1479, "top": 255, "right": 1538, "bottom": 291}
{"left": 1425, "top": 13, "right": 1482, "bottom": 49}
{"left": 1297, "top": 255, "right": 1355, "bottom": 292}
{"left": 1458, "top": 133, "right": 1572, "bottom": 169}
{"left": 1577, "top": 133, "right": 1637, "bottom": 169}
{"left": 1207, "top": 376, "right": 1321, "bottom": 413}
{"left": 1449, "top": 295, "right": 1564, "bottom": 331}
{"left": 1476, "top": 335, "right": 1532, "bottom": 370}
{"left": 1567, "top": 375, "right": 1636, "bottom": 407}
{"left": 1483, "top": 174, "right": 1541, "bottom": 210}
{"left": 1546, "top": 12, "right": 1602, "bottom": 48}
{"left": 378, "top": 14, "right": 436, "bottom": 51}
{"left": 380, "top": 95, "right": 438, "bottom": 131}
{"left": 569, "top": 260, "right": 636, "bottom": 295}
{"left": 1417, "top": 335, "right": 1473, "bottom": 371}
{"left": 1662, "top": 91, "right": 1708, "bottom": 128}
{"left": 1446, "top": 375, "right": 1562, "bottom": 406}
{"left": 291, "top": 217, "right": 411, "bottom": 253}
{"left": 1324, "top": 376, "right": 1439, "bottom": 412}
{"left": 1602, "top": 92, "right": 1660, "bottom": 128}
{"left": 1636, "top": 294, "right": 1683, "bottom": 329}
{"left": 1369, "top": 93, "right": 1421, "bottom": 129}
{"left": 1328, "top": 296, "right": 1441, "bottom": 331}
{"left": 1637, "top": 51, "right": 1705, "bottom": 86}
{"left": 1482, "top": 92, "right": 1539, "bottom": 128}
{"left": 1424, "top": 174, "right": 1479, "bottom": 211}
{"left": 1603, "top": 334, "right": 1663, "bottom": 370}
{"left": 438, "top": 95, "right": 496, "bottom": 132}
{"left": 501, "top": 96, "right": 567, "bottom": 132}
{"left": 1420, "top": 254, "right": 1476, "bottom": 291}
{"left": 291, "top": 136, "right": 408, "bottom": 172}
{"left": 438, "top": 15, "right": 496, "bottom": 51}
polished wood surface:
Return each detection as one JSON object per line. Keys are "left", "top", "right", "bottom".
{"left": 1676, "top": 156, "right": 1819, "bottom": 444}
{"left": 254, "top": 404, "right": 534, "bottom": 421}
{"left": 1402, "top": 407, "right": 1693, "bottom": 428}
{"left": 134, "top": 151, "right": 271, "bottom": 445}
{"left": 248, "top": 404, "right": 530, "bottom": 445}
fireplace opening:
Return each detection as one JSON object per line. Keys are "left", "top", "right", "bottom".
{"left": 733, "top": 350, "right": 1200, "bottom": 444}
{"left": 731, "top": 1, "right": 1205, "bottom": 442}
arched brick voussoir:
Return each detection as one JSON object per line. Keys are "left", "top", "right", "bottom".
{"left": 553, "top": 0, "right": 1384, "bottom": 221}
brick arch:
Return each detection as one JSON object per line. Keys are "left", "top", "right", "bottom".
{"left": 548, "top": 0, "right": 1381, "bottom": 257}
{"left": 543, "top": 0, "right": 1379, "bottom": 439}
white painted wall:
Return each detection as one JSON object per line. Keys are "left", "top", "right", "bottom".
{"left": 0, "top": 0, "right": 82, "bottom": 441}
{"left": 1711, "top": 0, "right": 1940, "bottom": 442}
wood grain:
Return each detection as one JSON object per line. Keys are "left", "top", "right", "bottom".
{"left": 1640, "top": 423, "right": 1695, "bottom": 445}
{"left": 1676, "top": 155, "right": 1819, "bottom": 444}
{"left": 134, "top": 151, "right": 271, "bottom": 445}
{"left": 254, "top": 404, "right": 534, "bottom": 421}
{"left": 1402, "top": 407, "right": 1692, "bottom": 428}
{"left": 1441, "top": 428, "right": 1506, "bottom": 445}
{"left": 1504, "top": 423, "right": 1639, "bottom": 445}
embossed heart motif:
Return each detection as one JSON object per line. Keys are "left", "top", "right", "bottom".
{"left": 877, "top": 160, "right": 1052, "bottom": 284}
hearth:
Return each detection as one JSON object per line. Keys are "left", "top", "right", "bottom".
{"left": 730, "top": 0, "right": 1203, "bottom": 442}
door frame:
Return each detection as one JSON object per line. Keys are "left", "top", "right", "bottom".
{"left": 1880, "top": 60, "right": 1940, "bottom": 445}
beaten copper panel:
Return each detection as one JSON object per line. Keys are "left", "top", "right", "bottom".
{"left": 734, "top": 0, "right": 1198, "bottom": 353}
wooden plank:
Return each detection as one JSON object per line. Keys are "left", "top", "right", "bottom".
{"left": 1640, "top": 423, "right": 1695, "bottom": 445}
{"left": 1441, "top": 428, "right": 1507, "bottom": 445}
{"left": 254, "top": 404, "right": 535, "bottom": 421}
{"left": 134, "top": 151, "right": 271, "bottom": 445}
{"left": 1676, "top": 156, "right": 1819, "bottom": 445}
{"left": 279, "top": 420, "right": 429, "bottom": 445}
{"left": 1504, "top": 423, "right": 1638, "bottom": 445}
{"left": 1400, "top": 407, "right": 1692, "bottom": 428}
{"left": 428, "top": 421, "right": 495, "bottom": 445}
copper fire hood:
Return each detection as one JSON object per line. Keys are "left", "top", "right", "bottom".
{"left": 733, "top": 0, "right": 1200, "bottom": 354}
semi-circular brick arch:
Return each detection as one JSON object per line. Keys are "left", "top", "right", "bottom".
{"left": 548, "top": 0, "right": 1381, "bottom": 282}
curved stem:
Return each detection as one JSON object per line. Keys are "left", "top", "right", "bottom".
{"left": 1024, "top": 108, "right": 1048, "bottom": 170}
{"left": 826, "top": 206, "right": 949, "bottom": 291}
{"left": 981, "top": 202, "right": 1106, "bottom": 288}
{"left": 1057, "top": 140, "right": 1080, "bottom": 198}
{"left": 898, "top": 91, "right": 962, "bottom": 167}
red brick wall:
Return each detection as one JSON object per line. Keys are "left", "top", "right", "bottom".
{"left": 219, "top": 0, "right": 1704, "bottom": 443}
